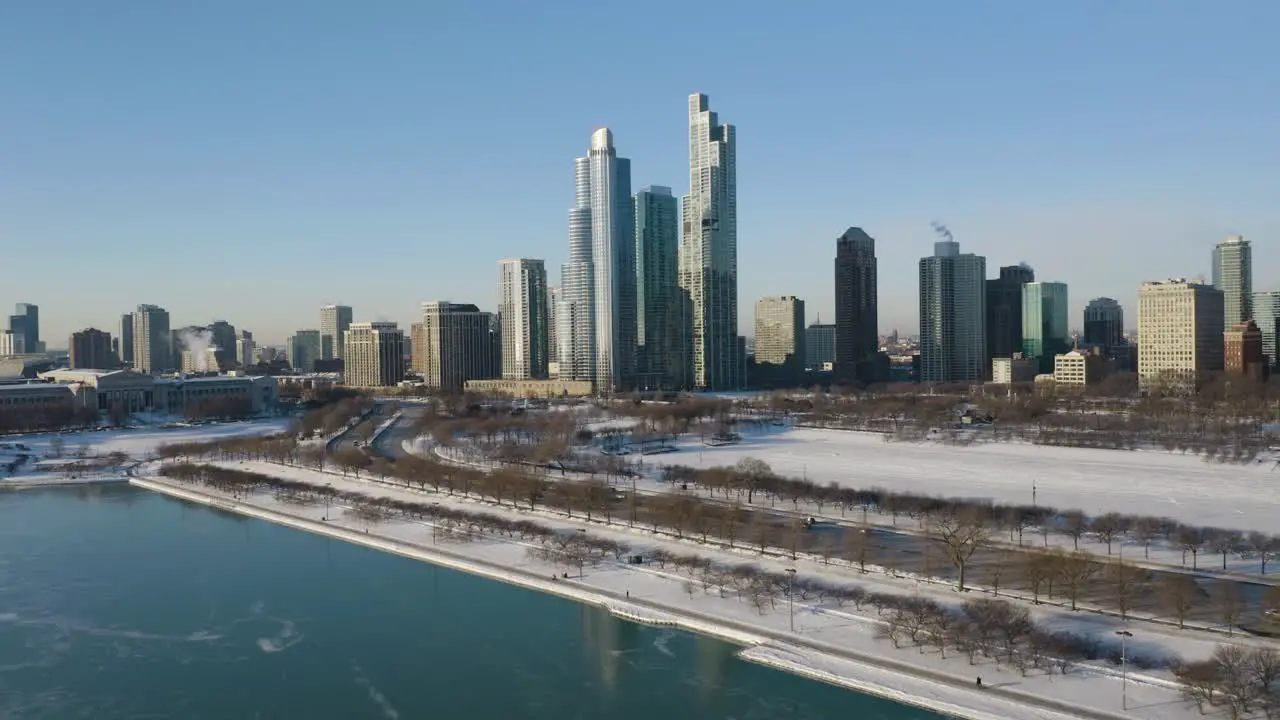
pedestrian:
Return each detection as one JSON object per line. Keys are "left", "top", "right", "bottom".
{"left": 625, "top": 590, "right": 629, "bottom": 598}
{"left": 976, "top": 677, "right": 982, "bottom": 688}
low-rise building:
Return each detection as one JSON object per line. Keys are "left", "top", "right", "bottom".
{"left": 991, "top": 353, "right": 1037, "bottom": 384}
{"left": 37, "top": 369, "right": 277, "bottom": 417}
{"left": 0, "top": 383, "right": 81, "bottom": 413}
{"left": 464, "top": 378, "right": 593, "bottom": 398}
{"left": 38, "top": 369, "right": 156, "bottom": 414}
{"left": 1053, "top": 347, "right": 1107, "bottom": 387}
{"left": 1224, "top": 320, "right": 1267, "bottom": 382}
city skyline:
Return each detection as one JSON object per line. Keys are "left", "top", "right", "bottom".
{"left": 5, "top": 4, "right": 1276, "bottom": 344}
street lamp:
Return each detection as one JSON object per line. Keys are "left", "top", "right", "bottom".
{"left": 786, "top": 568, "right": 797, "bottom": 632}
{"left": 1115, "top": 630, "right": 1133, "bottom": 710}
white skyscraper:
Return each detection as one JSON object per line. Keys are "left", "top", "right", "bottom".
{"left": 498, "top": 258, "right": 549, "bottom": 380}
{"left": 1212, "top": 235, "right": 1252, "bottom": 327}
{"left": 559, "top": 129, "right": 635, "bottom": 393}
{"left": 320, "top": 304, "right": 352, "bottom": 361}
{"left": 679, "top": 93, "right": 739, "bottom": 390}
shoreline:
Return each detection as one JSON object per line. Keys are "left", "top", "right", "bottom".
{"left": 129, "top": 475, "right": 1111, "bottom": 720}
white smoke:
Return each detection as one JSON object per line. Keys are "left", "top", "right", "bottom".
{"left": 179, "top": 328, "right": 217, "bottom": 372}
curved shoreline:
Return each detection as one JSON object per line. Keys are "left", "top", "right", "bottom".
{"left": 128, "top": 475, "right": 1112, "bottom": 720}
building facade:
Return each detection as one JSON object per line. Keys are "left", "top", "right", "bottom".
{"left": 634, "top": 185, "right": 684, "bottom": 390}
{"left": 805, "top": 323, "right": 836, "bottom": 370}
{"left": 1137, "top": 279, "right": 1224, "bottom": 391}
{"left": 420, "top": 301, "right": 500, "bottom": 393}
{"left": 1212, "top": 235, "right": 1252, "bottom": 327}
{"left": 498, "top": 258, "right": 550, "bottom": 380}
{"left": 585, "top": 129, "right": 636, "bottom": 393}
{"left": 1252, "top": 291, "right": 1280, "bottom": 367}
{"left": 287, "top": 330, "right": 322, "bottom": 373}
{"left": 69, "top": 328, "right": 118, "bottom": 370}
{"left": 464, "top": 378, "right": 594, "bottom": 399}
{"left": 320, "top": 304, "right": 353, "bottom": 361}
{"left": 546, "top": 285, "right": 560, "bottom": 377}
{"left": 985, "top": 264, "right": 1034, "bottom": 369}
{"left": 131, "top": 304, "right": 171, "bottom": 374}
{"left": 117, "top": 313, "right": 135, "bottom": 366}
{"left": 1224, "top": 320, "right": 1266, "bottom": 381}
{"left": 1053, "top": 347, "right": 1107, "bottom": 387}
{"left": 560, "top": 156, "right": 596, "bottom": 386}
{"left": 754, "top": 296, "right": 805, "bottom": 385}
{"left": 679, "top": 93, "right": 739, "bottom": 391}
{"left": 8, "top": 303, "right": 40, "bottom": 355}
{"left": 919, "top": 240, "right": 986, "bottom": 383}
{"left": 1083, "top": 297, "right": 1124, "bottom": 349}
{"left": 1022, "top": 281, "right": 1070, "bottom": 373}
{"left": 834, "top": 227, "right": 879, "bottom": 384}
{"left": 992, "top": 353, "right": 1037, "bottom": 384}
{"left": 343, "top": 321, "right": 404, "bottom": 387}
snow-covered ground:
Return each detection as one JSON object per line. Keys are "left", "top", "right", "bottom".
{"left": 0, "top": 419, "right": 289, "bottom": 486}
{"left": 134, "top": 459, "right": 1266, "bottom": 720}
{"left": 626, "top": 426, "right": 1280, "bottom": 536}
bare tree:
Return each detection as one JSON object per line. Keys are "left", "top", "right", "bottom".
{"left": 1061, "top": 510, "right": 1088, "bottom": 550}
{"left": 1245, "top": 531, "right": 1278, "bottom": 575}
{"left": 1057, "top": 552, "right": 1099, "bottom": 611}
{"left": 1105, "top": 561, "right": 1146, "bottom": 619}
{"left": 931, "top": 507, "right": 989, "bottom": 591}
{"left": 843, "top": 528, "right": 871, "bottom": 573}
{"left": 1213, "top": 580, "right": 1245, "bottom": 637}
{"left": 1089, "top": 513, "right": 1126, "bottom": 555}
{"left": 1161, "top": 573, "right": 1200, "bottom": 629}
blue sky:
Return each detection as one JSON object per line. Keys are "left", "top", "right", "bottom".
{"left": 3, "top": 1, "right": 1277, "bottom": 346}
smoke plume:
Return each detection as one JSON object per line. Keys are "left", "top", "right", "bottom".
{"left": 179, "top": 328, "right": 217, "bottom": 372}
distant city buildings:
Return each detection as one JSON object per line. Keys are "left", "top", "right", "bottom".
{"left": 805, "top": 322, "right": 835, "bottom": 370}
{"left": 236, "top": 331, "right": 255, "bottom": 369}
{"left": 0, "top": 330, "right": 25, "bottom": 356}
{"left": 69, "top": 328, "right": 118, "bottom": 370}
{"left": 1083, "top": 297, "right": 1125, "bottom": 349}
{"left": 320, "top": 304, "right": 353, "bottom": 361}
{"left": 754, "top": 296, "right": 805, "bottom": 385}
{"left": 116, "top": 313, "right": 134, "bottom": 366}
{"left": 834, "top": 227, "right": 879, "bottom": 384}
{"left": 287, "top": 330, "right": 322, "bottom": 373}
{"left": 986, "top": 265, "right": 1034, "bottom": 367}
{"left": 343, "top": 321, "right": 404, "bottom": 387}
{"left": 1022, "top": 281, "right": 1070, "bottom": 374}
{"left": 679, "top": 93, "right": 740, "bottom": 391}
{"left": 919, "top": 238, "right": 986, "bottom": 383}
{"left": 8, "top": 303, "right": 41, "bottom": 355}
{"left": 1137, "top": 279, "right": 1224, "bottom": 391}
{"left": 498, "top": 258, "right": 550, "bottom": 381}
{"left": 1212, "top": 235, "right": 1251, "bottom": 327}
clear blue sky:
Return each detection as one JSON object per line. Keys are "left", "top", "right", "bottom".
{"left": 3, "top": 1, "right": 1277, "bottom": 346}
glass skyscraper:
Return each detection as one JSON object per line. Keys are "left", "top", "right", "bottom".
{"left": 634, "top": 186, "right": 683, "bottom": 390}
{"left": 1022, "top": 282, "right": 1070, "bottom": 373}
{"left": 1212, "top": 235, "right": 1252, "bottom": 327}
{"left": 919, "top": 240, "right": 986, "bottom": 383}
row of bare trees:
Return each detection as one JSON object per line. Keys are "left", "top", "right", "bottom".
{"left": 1175, "top": 645, "right": 1280, "bottom": 719}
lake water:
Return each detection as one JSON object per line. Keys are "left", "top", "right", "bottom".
{"left": 0, "top": 485, "right": 948, "bottom": 719}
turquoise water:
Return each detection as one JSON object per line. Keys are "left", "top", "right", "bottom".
{"left": 0, "top": 485, "right": 948, "bottom": 719}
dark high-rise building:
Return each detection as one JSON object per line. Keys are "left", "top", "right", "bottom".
{"left": 634, "top": 186, "right": 684, "bottom": 390}
{"left": 117, "top": 313, "right": 135, "bottom": 365}
{"left": 69, "top": 328, "right": 119, "bottom": 370}
{"left": 834, "top": 227, "right": 879, "bottom": 383}
{"left": 985, "top": 264, "right": 1034, "bottom": 368}
{"left": 209, "top": 320, "right": 238, "bottom": 370}
{"left": 8, "top": 303, "right": 40, "bottom": 354}
{"left": 1083, "top": 298, "right": 1124, "bottom": 349}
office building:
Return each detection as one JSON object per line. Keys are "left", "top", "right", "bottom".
{"left": 1212, "top": 235, "right": 1252, "bottom": 327}
{"left": 343, "top": 321, "right": 404, "bottom": 387}
{"left": 1022, "top": 282, "right": 1070, "bottom": 373}
{"left": 560, "top": 154, "right": 596, "bottom": 385}
{"left": 1137, "top": 279, "right": 1224, "bottom": 391}
{"left": 498, "top": 258, "right": 550, "bottom": 380}
{"left": 320, "top": 304, "right": 353, "bottom": 361}
{"left": 236, "top": 331, "right": 255, "bottom": 369}
{"left": 287, "top": 330, "right": 323, "bottom": 373}
{"left": 585, "top": 129, "right": 636, "bottom": 393}
{"left": 919, "top": 239, "right": 986, "bottom": 383}
{"left": 1252, "top": 291, "right": 1280, "bottom": 367}
{"left": 1083, "top": 297, "right": 1124, "bottom": 349}
{"left": 8, "top": 303, "right": 40, "bottom": 355}
{"left": 208, "top": 320, "right": 237, "bottom": 370}
{"left": 679, "top": 93, "right": 739, "bottom": 391}
{"left": 546, "top": 285, "right": 560, "bottom": 377}
{"left": 834, "top": 227, "right": 879, "bottom": 383}
{"left": 1054, "top": 345, "right": 1107, "bottom": 387}
{"left": 635, "top": 185, "right": 684, "bottom": 390}
{"left": 754, "top": 296, "right": 805, "bottom": 385}
{"left": 805, "top": 323, "right": 836, "bottom": 370}
{"left": 117, "top": 313, "right": 134, "bottom": 365}
{"left": 992, "top": 353, "right": 1036, "bottom": 384}
{"left": 1224, "top": 320, "right": 1266, "bottom": 381}
{"left": 69, "top": 328, "right": 118, "bottom": 370}
{"left": 131, "top": 304, "right": 171, "bottom": 374}
{"left": 409, "top": 322, "right": 426, "bottom": 375}
{"left": 0, "top": 330, "right": 24, "bottom": 356}
{"left": 420, "top": 301, "right": 500, "bottom": 393}
{"left": 985, "top": 264, "right": 1034, "bottom": 370}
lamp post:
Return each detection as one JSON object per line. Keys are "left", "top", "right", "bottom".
{"left": 786, "top": 568, "right": 797, "bottom": 632}
{"left": 1115, "top": 630, "right": 1133, "bottom": 710}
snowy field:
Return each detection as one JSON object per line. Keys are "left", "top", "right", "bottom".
{"left": 631, "top": 427, "right": 1280, "bottom": 535}
{"left": 134, "top": 459, "right": 1273, "bottom": 720}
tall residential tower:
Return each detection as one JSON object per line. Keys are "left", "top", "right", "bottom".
{"left": 679, "top": 93, "right": 739, "bottom": 390}
{"left": 635, "top": 185, "right": 684, "bottom": 390}
{"left": 320, "top": 304, "right": 353, "bottom": 361}
{"left": 833, "top": 227, "right": 879, "bottom": 384}
{"left": 498, "top": 258, "right": 549, "bottom": 380}
{"left": 1212, "top": 235, "right": 1252, "bottom": 327}
{"left": 919, "top": 239, "right": 986, "bottom": 383}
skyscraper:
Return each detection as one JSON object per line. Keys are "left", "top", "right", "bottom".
{"left": 635, "top": 185, "right": 684, "bottom": 390}
{"left": 546, "top": 285, "right": 560, "bottom": 377}
{"left": 287, "top": 330, "right": 322, "bottom": 372}
{"left": 236, "top": 331, "right": 255, "bottom": 369}
{"left": 1252, "top": 291, "right": 1280, "bottom": 367}
{"left": 679, "top": 93, "right": 739, "bottom": 391}
{"left": 833, "top": 227, "right": 878, "bottom": 383}
{"left": 320, "top": 304, "right": 353, "bottom": 361}
{"left": 1212, "top": 235, "right": 1252, "bottom": 326}
{"left": 919, "top": 239, "right": 986, "bottom": 383}
{"left": 498, "top": 258, "right": 549, "bottom": 380}
{"left": 1137, "top": 279, "right": 1224, "bottom": 392}
{"left": 587, "top": 129, "right": 636, "bottom": 393}
{"left": 8, "top": 303, "right": 39, "bottom": 354}
{"left": 420, "top": 301, "right": 500, "bottom": 393}
{"left": 1083, "top": 297, "right": 1124, "bottom": 349}
{"left": 754, "top": 296, "right": 805, "bottom": 385}
{"left": 985, "top": 264, "right": 1034, "bottom": 364}
{"left": 1022, "top": 281, "right": 1070, "bottom": 373}
{"left": 69, "top": 328, "right": 118, "bottom": 370}
{"left": 117, "top": 313, "right": 134, "bottom": 365}
{"left": 209, "top": 320, "right": 237, "bottom": 370}
{"left": 560, "top": 155, "right": 596, "bottom": 384}
{"left": 132, "top": 304, "right": 171, "bottom": 374}
{"left": 343, "top": 322, "right": 404, "bottom": 387}
{"left": 804, "top": 323, "right": 836, "bottom": 369}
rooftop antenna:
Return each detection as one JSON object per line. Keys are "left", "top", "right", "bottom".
{"left": 930, "top": 221, "right": 954, "bottom": 243}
